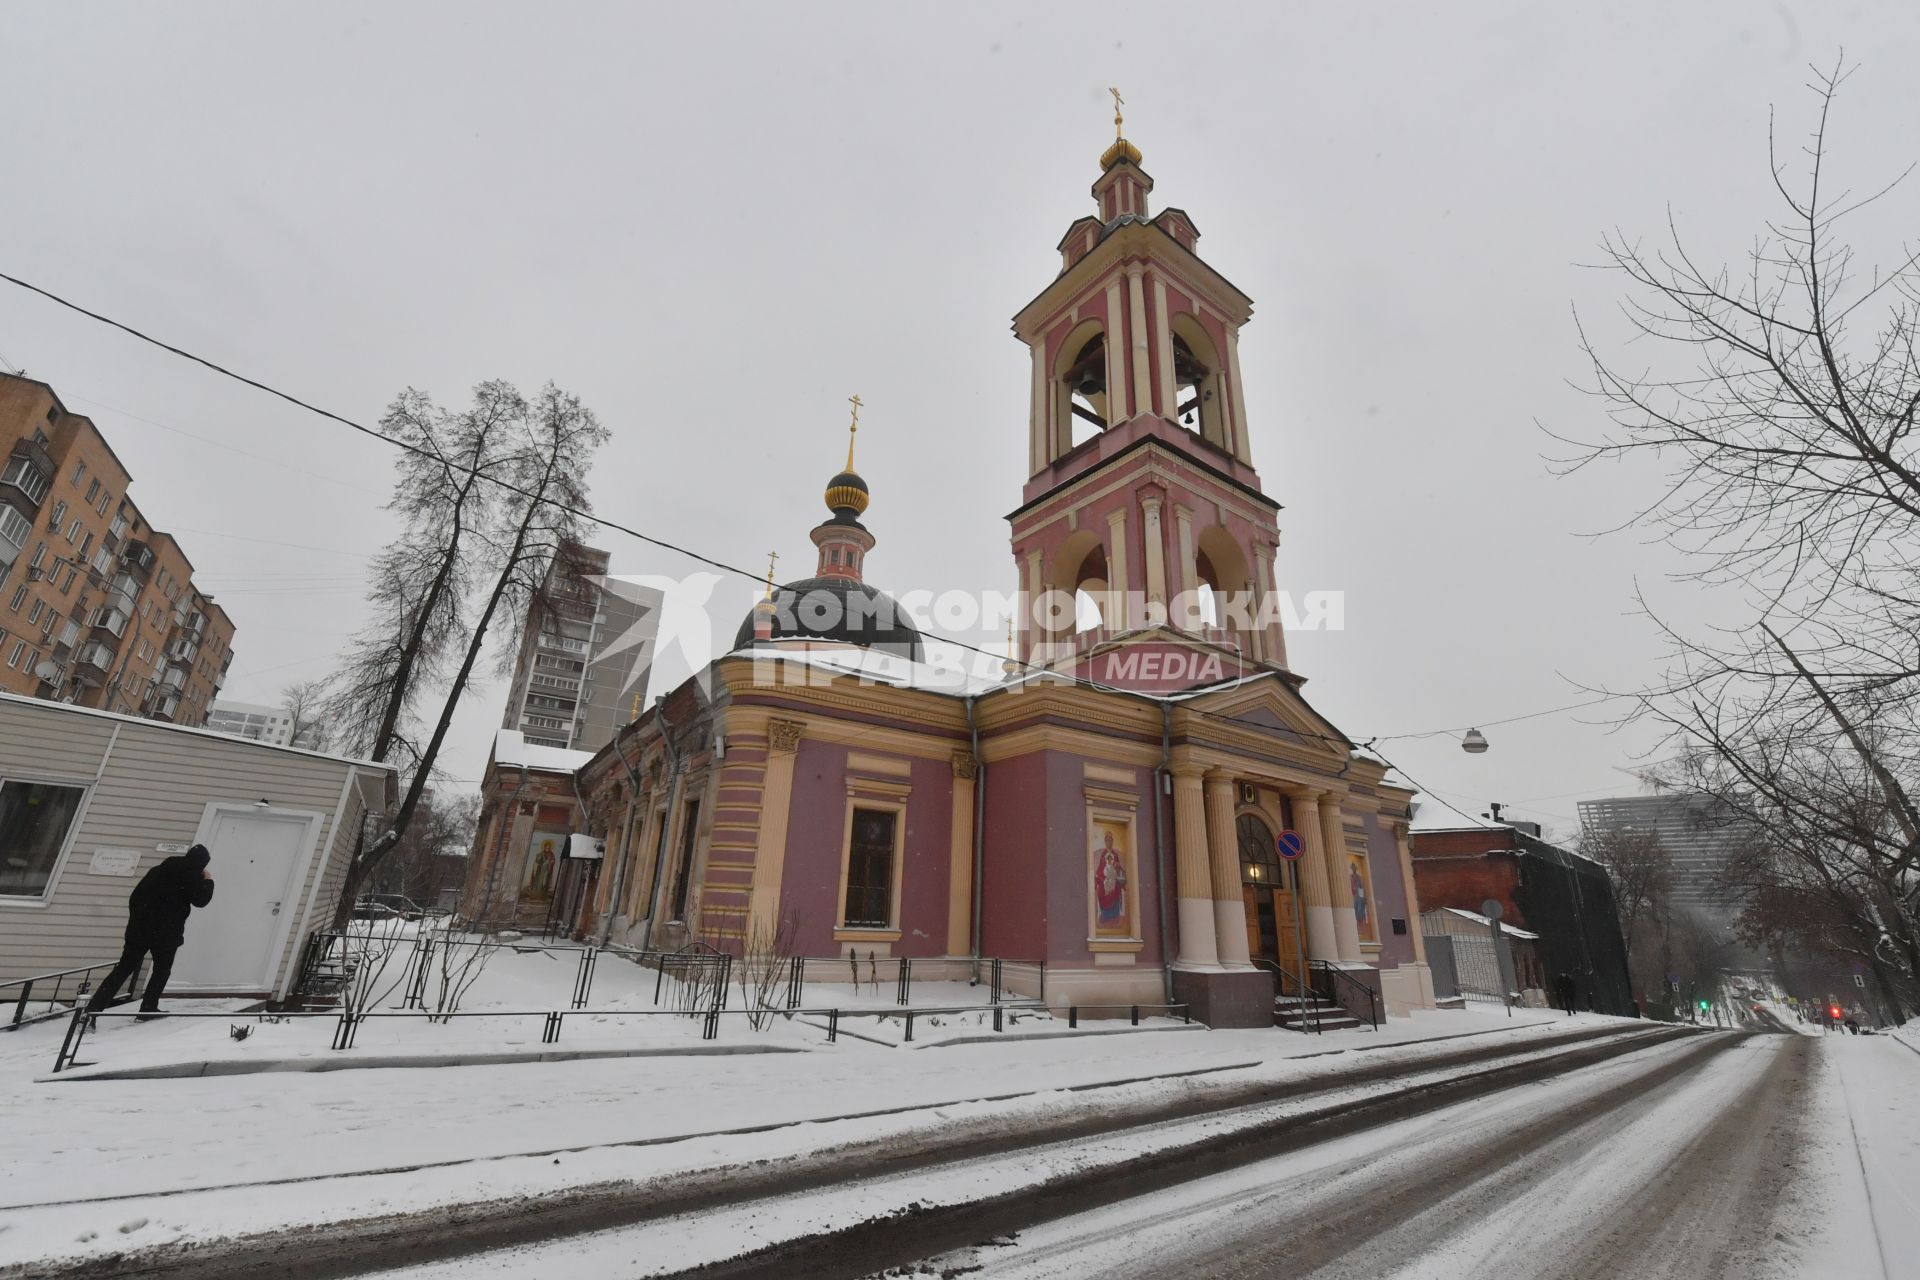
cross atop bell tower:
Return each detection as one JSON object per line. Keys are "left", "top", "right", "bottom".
{"left": 1007, "top": 110, "right": 1289, "bottom": 676}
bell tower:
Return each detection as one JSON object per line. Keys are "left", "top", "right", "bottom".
{"left": 1009, "top": 107, "right": 1289, "bottom": 678}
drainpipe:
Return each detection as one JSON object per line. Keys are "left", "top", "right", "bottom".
{"left": 639, "top": 700, "right": 684, "bottom": 953}
{"left": 1155, "top": 701, "right": 1174, "bottom": 1004}
{"left": 967, "top": 694, "right": 987, "bottom": 980}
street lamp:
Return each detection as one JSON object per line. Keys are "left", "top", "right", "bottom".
{"left": 1461, "top": 728, "right": 1489, "bottom": 754}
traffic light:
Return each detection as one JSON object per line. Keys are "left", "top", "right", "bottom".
{"left": 1698, "top": 1000, "right": 1710, "bottom": 1013}
{"left": 1829, "top": 1005, "right": 1843, "bottom": 1020}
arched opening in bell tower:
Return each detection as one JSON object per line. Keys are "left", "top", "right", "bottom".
{"left": 1194, "top": 526, "right": 1253, "bottom": 641}
{"left": 1053, "top": 530, "right": 1109, "bottom": 636}
{"left": 1169, "top": 313, "right": 1229, "bottom": 454}
{"left": 1054, "top": 320, "right": 1110, "bottom": 452}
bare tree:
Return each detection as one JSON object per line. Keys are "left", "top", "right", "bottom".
{"left": 1580, "top": 820, "right": 1672, "bottom": 970}
{"left": 331, "top": 381, "right": 609, "bottom": 915}
{"left": 1557, "top": 61, "right": 1920, "bottom": 1012}
{"left": 280, "top": 679, "right": 332, "bottom": 752}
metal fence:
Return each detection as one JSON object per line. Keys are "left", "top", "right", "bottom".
{"left": 1440, "top": 933, "right": 1514, "bottom": 1000}
{"left": 4, "top": 960, "right": 139, "bottom": 1031}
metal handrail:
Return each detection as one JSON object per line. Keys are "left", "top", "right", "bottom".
{"left": 5, "top": 960, "right": 137, "bottom": 1031}
{"left": 1311, "top": 960, "right": 1380, "bottom": 1031}
{"left": 1252, "top": 957, "right": 1322, "bottom": 1034}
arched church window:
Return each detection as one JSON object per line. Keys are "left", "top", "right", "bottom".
{"left": 1238, "top": 812, "right": 1291, "bottom": 890}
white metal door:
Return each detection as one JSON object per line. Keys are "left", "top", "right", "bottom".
{"left": 169, "top": 810, "right": 313, "bottom": 991}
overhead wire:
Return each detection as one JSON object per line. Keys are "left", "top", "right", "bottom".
{"left": 1, "top": 269, "right": 1620, "bottom": 819}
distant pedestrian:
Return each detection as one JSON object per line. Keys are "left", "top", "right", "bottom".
{"left": 1555, "top": 972, "right": 1577, "bottom": 1016}
{"left": 85, "top": 844, "right": 215, "bottom": 1018}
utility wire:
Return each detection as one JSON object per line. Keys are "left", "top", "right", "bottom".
{"left": 0, "top": 269, "right": 1605, "bottom": 818}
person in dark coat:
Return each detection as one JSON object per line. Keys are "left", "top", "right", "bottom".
{"left": 85, "top": 844, "right": 215, "bottom": 1015}
{"left": 1555, "top": 972, "right": 1578, "bottom": 1016}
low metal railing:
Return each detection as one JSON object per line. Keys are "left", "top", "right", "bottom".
{"left": 1065, "top": 1003, "right": 1192, "bottom": 1029}
{"left": 779, "top": 954, "right": 1049, "bottom": 1009}
{"left": 4, "top": 960, "right": 139, "bottom": 1031}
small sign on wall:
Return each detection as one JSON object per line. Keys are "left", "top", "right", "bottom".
{"left": 156, "top": 842, "right": 189, "bottom": 854}
{"left": 88, "top": 849, "right": 144, "bottom": 877}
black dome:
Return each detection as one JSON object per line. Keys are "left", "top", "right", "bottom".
{"left": 734, "top": 577, "right": 923, "bottom": 659}
{"left": 826, "top": 470, "right": 868, "bottom": 495}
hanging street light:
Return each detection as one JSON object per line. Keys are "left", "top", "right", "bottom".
{"left": 1461, "top": 728, "right": 1489, "bottom": 754}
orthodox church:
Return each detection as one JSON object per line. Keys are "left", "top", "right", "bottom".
{"left": 470, "top": 118, "right": 1435, "bottom": 1026}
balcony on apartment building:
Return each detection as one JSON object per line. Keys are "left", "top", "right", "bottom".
{"left": 120, "top": 538, "right": 155, "bottom": 577}
{"left": 2, "top": 441, "right": 55, "bottom": 513}
{"left": 167, "top": 635, "right": 199, "bottom": 668}
{"left": 88, "top": 605, "right": 130, "bottom": 646}
{"left": 535, "top": 628, "right": 590, "bottom": 657}
{"left": 72, "top": 640, "right": 116, "bottom": 688}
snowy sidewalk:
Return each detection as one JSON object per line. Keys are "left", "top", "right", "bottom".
{"left": 0, "top": 1006, "right": 1619, "bottom": 1271}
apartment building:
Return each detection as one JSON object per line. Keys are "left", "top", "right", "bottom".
{"left": 0, "top": 373, "right": 236, "bottom": 726}
{"left": 498, "top": 543, "right": 658, "bottom": 753}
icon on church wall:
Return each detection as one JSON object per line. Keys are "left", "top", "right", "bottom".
{"left": 1348, "top": 851, "right": 1376, "bottom": 943}
{"left": 1092, "top": 822, "right": 1132, "bottom": 938}
{"left": 523, "top": 832, "right": 564, "bottom": 902}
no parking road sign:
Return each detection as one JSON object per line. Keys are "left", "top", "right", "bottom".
{"left": 1276, "top": 829, "right": 1305, "bottom": 860}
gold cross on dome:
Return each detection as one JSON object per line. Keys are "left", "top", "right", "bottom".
{"left": 846, "top": 393, "right": 862, "bottom": 469}
{"left": 763, "top": 549, "right": 779, "bottom": 596}
{"left": 1109, "top": 86, "right": 1125, "bottom": 139}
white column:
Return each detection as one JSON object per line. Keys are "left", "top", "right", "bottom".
{"left": 1288, "top": 788, "right": 1341, "bottom": 962}
{"left": 1226, "top": 324, "right": 1253, "bottom": 463}
{"left": 1105, "top": 508, "right": 1130, "bottom": 631}
{"left": 1104, "top": 281, "right": 1129, "bottom": 423}
{"left": 1323, "top": 799, "right": 1364, "bottom": 963}
{"left": 1024, "top": 549, "right": 1045, "bottom": 661}
{"left": 1152, "top": 276, "right": 1176, "bottom": 418}
{"left": 1173, "top": 506, "right": 1196, "bottom": 631}
{"left": 1127, "top": 265, "right": 1153, "bottom": 421}
{"left": 1141, "top": 496, "right": 1168, "bottom": 623}
{"left": 1205, "top": 771, "right": 1251, "bottom": 966}
{"left": 1029, "top": 341, "right": 1048, "bottom": 473}
{"left": 1171, "top": 767, "right": 1219, "bottom": 968}
{"left": 1255, "top": 540, "right": 1287, "bottom": 668}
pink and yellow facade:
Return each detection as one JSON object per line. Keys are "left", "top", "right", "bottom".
{"left": 543, "top": 127, "right": 1435, "bottom": 1026}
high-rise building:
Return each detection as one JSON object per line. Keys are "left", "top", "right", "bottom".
{"left": 206, "top": 698, "right": 327, "bottom": 750}
{"left": 1578, "top": 792, "right": 1755, "bottom": 918}
{"left": 0, "top": 373, "right": 236, "bottom": 726}
{"left": 498, "top": 543, "right": 658, "bottom": 753}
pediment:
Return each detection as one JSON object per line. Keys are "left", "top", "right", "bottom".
{"left": 1181, "top": 674, "right": 1355, "bottom": 762}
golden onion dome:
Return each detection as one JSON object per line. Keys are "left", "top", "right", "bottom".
{"left": 1100, "top": 136, "right": 1143, "bottom": 170}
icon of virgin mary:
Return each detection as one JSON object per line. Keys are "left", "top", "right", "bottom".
{"left": 1094, "top": 830, "right": 1128, "bottom": 932}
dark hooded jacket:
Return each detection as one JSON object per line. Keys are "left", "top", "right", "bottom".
{"left": 127, "top": 845, "right": 215, "bottom": 946}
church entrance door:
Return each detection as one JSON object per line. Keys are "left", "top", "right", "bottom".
{"left": 1238, "top": 812, "right": 1305, "bottom": 995}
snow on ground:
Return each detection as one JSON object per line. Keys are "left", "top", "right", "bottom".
{"left": 383, "top": 1028, "right": 1714, "bottom": 1279}
{"left": 1815, "top": 1028, "right": 1920, "bottom": 1275}
{"left": 0, "top": 956, "right": 1613, "bottom": 1273}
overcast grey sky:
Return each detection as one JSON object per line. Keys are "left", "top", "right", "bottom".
{"left": 5, "top": 3, "right": 1918, "bottom": 839}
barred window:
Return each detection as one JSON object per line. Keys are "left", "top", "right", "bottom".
{"left": 842, "top": 808, "right": 897, "bottom": 928}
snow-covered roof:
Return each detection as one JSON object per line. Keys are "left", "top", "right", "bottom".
{"left": 1434, "top": 906, "right": 1540, "bottom": 940}
{"left": 0, "top": 690, "right": 393, "bottom": 773}
{"left": 492, "top": 729, "right": 596, "bottom": 774}
{"left": 1409, "top": 793, "right": 1508, "bottom": 832}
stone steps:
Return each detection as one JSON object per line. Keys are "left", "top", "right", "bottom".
{"left": 1274, "top": 997, "right": 1366, "bottom": 1032}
